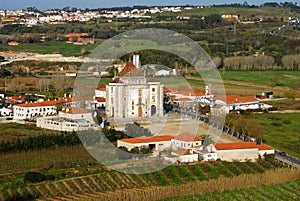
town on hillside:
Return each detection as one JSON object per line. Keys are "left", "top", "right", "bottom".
{"left": 0, "top": 55, "right": 279, "bottom": 164}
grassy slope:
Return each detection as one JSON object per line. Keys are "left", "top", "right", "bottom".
{"left": 0, "top": 42, "right": 98, "bottom": 57}
{"left": 0, "top": 123, "right": 61, "bottom": 141}
{"left": 156, "top": 6, "right": 291, "bottom": 17}
{"left": 159, "top": 179, "right": 300, "bottom": 201}
{"left": 219, "top": 70, "right": 300, "bottom": 87}
{"left": 253, "top": 113, "right": 300, "bottom": 158}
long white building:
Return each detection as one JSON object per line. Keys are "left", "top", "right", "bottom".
{"left": 13, "top": 99, "right": 70, "bottom": 121}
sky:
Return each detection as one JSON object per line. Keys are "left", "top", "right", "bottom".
{"left": 1, "top": 0, "right": 297, "bottom": 10}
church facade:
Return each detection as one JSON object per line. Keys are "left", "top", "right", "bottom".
{"left": 105, "top": 61, "right": 164, "bottom": 119}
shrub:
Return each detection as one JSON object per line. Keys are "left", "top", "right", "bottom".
{"left": 264, "top": 153, "right": 275, "bottom": 160}
{"left": 24, "top": 172, "right": 46, "bottom": 183}
{"left": 282, "top": 118, "right": 291, "bottom": 124}
{"left": 271, "top": 121, "right": 282, "bottom": 126}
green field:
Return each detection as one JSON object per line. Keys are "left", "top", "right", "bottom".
{"left": 0, "top": 123, "right": 61, "bottom": 141}
{"left": 253, "top": 113, "right": 300, "bottom": 158}
{"left": 156, "top": 6, "right": 292, "bottom": 18}
{"left": 0, "top": 42, "right": 98, "bottom": 57}
{"left": 0, "top": 157, "right": 288, "bottom": 200}
{"left": 160, "top": 179, "right": 300, "bottom": 201}
{"left": 219, "top": 70, "right": 300, "bottom": 87}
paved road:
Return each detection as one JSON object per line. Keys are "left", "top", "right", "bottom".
{"left": 275, "top": 150, "right": 300, "bottom": 168}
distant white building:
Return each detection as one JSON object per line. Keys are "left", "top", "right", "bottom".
{"left": 117, "top": 135, "right": 174, "bottom": 152}
{"left": 37, "top": 107, "right": 96, "bottom": 132}
{"left": 171, "top": 132, "right": 203, "bottom": 150}
{"left": 117, "top": 132, "right": 204, "bottom": 152}
{"left": 171, "top": 149, "right": 199, "bottom": 163}
{"left": 0, "top": 107, "right": 13, "bottom": 117}
{"left": 214, "top": 95, "right": 260, "bottom": 112}
{"left": 214, "top": 142, "right": 275, "bottom": 162}
{"left": 106, "top": 61, "right": 164, "bottom": 119}
{"left": 155, "top": 70, "right": 170, "bottom": 76}
{"left": 13, "top": 99, "right": 70, "bottom": 121}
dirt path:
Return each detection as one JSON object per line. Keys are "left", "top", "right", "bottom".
{"left": 186, "top": 76, "right": 290, "bottom": 96}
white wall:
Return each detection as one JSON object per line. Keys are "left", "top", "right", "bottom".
{"left": 59, "top": 111, "right": 92, "bottom": 120}
{"left": 37, "top": 117, "right": 96, "bottom": 132}
{"left": 171, "top": 139, "right": 202, "bottom": 150}
{"left": 13, "top": 105, "right": 57, "bottom": 120}
{"left": 117, "top": 140, "right": 171, "bottom": 152}
{"left": 216, "top": 148, "right": 258, "bottom": 162}
{"left": 258, "top": 149, "right": 275, "bottom": 156}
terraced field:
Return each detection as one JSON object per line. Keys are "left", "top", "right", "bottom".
{"left": 0, "top": 160, "right": 288, "bottom": 200}
{"left": 161, "top": 179, "right": 300, "bottom": 201}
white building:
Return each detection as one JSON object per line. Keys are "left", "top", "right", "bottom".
{"left": 214, "top": 95, "right": 260, "bottom": 112}
{"left": 171, "top": 132, "right": 203, "bottom": 150}
{"left": 155, "top": 70, "right": 170, "bottom": 76}
{"left": 13, "top": 99, "right": 69, "bottom": 121}
{"left": 214, "top": 142, "right": 275, "bottom": 162}
{"left": 117, "top": 135, "right": 174, "bottom": 152}
{"left": 95, "top": 87, "right": 106, "bottom": 98}
{"left": 106, "top": 61, "right": 164, "bottom": 119}
{"left": 171, "top": 149, "right": 199, "bottom": 163}
{"left": 0, "top": 107, "right": 13, "bottom": 116}
{"left": 37, "top": 107, "right": 96, "bottom": 132}
{"left": 59, "top": 107, "right": 93, "bottom": 120}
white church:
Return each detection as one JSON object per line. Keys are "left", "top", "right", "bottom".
{"left": 105, "top": 55, "right": 164, "bottom": 119}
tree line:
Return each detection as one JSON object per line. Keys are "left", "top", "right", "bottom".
{"left": 223, "top": 54, "right": 300, "bottom": 70}
{"left": 0, "top": 132, "right": 80, "bottom": 153}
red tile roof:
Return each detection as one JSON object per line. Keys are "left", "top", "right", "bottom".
{"left": 194, "top": 92, "right": 206, "bottom": 96}
{"left": 149, "top": 77, "right": 159, "bottom": 82}
{"left": 118, "top": 61, "right": 141, "bottom": 77}
{"left": 163, "top": 89, "right": 175, "bottom": 94}
{"left": 14, "top": 98, "right": 70, "bottom": 108}
{"left": 112, "top": 78, "right": 121, "bottom": 83}
{"left": 119, "top": 135, "right": 174, "bottom": 144}
{"left": 6, "top": 96, "right": 24, "bottom": 103}
{"left": 256, "top": 144, "right": 274, "bottom": 151}
{"left": 216, "top": 95, "right": 258, "bottom": 104}
{"left": 173, "top": 149, "right": 198, "bottom": 155}
{"left": 174, "top": 132, "right": 203, "bottom": 142}
{"left": 64, "top": 33, "right": 89, "bottom": 38}
{"left": 61, "top": 107, "right": 89, "bottom": 114}
{"left": 214, "top": 142, "right": 257, "bottom": 150}
{"left": 96, "top": 87, "right": 106, "bottom": 91}
{"left": 175, "top": 97, "right": 193, "bottom": 102}
{"left": 95, "top": 97, "right": 106, "bottom": 102}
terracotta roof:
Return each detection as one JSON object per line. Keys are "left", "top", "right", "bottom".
{"left": 216, "top": 96, "right": 258, "bottom": 105}
{"left": 96, "top": 87, "right": 106, "bottom": 91}
{"left": 112, "top": 78, "right": 121, "bottom": 83}
{"left": 8, "top": 41, "right": 19, "bottom": 45}
{"left": 149, "top": 77, "right": 159, "bottom": 82}
{"left": 174, "top": 132, "right": 203, "bottom": 142}
{"left": 173, "top": 149, "right": 198, "bottom": 155}
{"left": 163, "top": 89, "right": 175, "bottom": 94}
{"left": 194, "top": 92, "right": 206, "bottom": 96}
{"left": 61, "top": 107, "right": 89, "bottom": 114}
{"left": 175, "top": 91, "right": 194, "bottom": 96}
{"left": 6, "top": 96, "right": 24, "bottom": 103}
{"left": 175, "top": 97, "right": 193, "bottom": 102}
{"left": 256, "top": 144, "right": 274, "bottom": 151}
{"left": 65, "top": 71, "right": 77, "bottom": 74}
{"left": 119, "top": 135, "right": 174, "bottom": 144}
{"left": 214, "top": 142, "right": 257, "bottom": 150}
{"left": 14, "top": 98, "right": 70, "bottom": 108}
{"left": 118, "top": 61, "right": 141, "bottom": 77}
{"left": 64, "top": 33, "right": 89, "bottom": 38}
{"left": 166, "top": 91, "right": 206, "bottom": 97}
{"left": 95, "top": 97, "right": 106, "bottom": 102}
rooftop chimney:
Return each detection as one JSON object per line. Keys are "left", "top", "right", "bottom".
{"left": 133, "top": 54, "right": 140, "bottom": 68}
